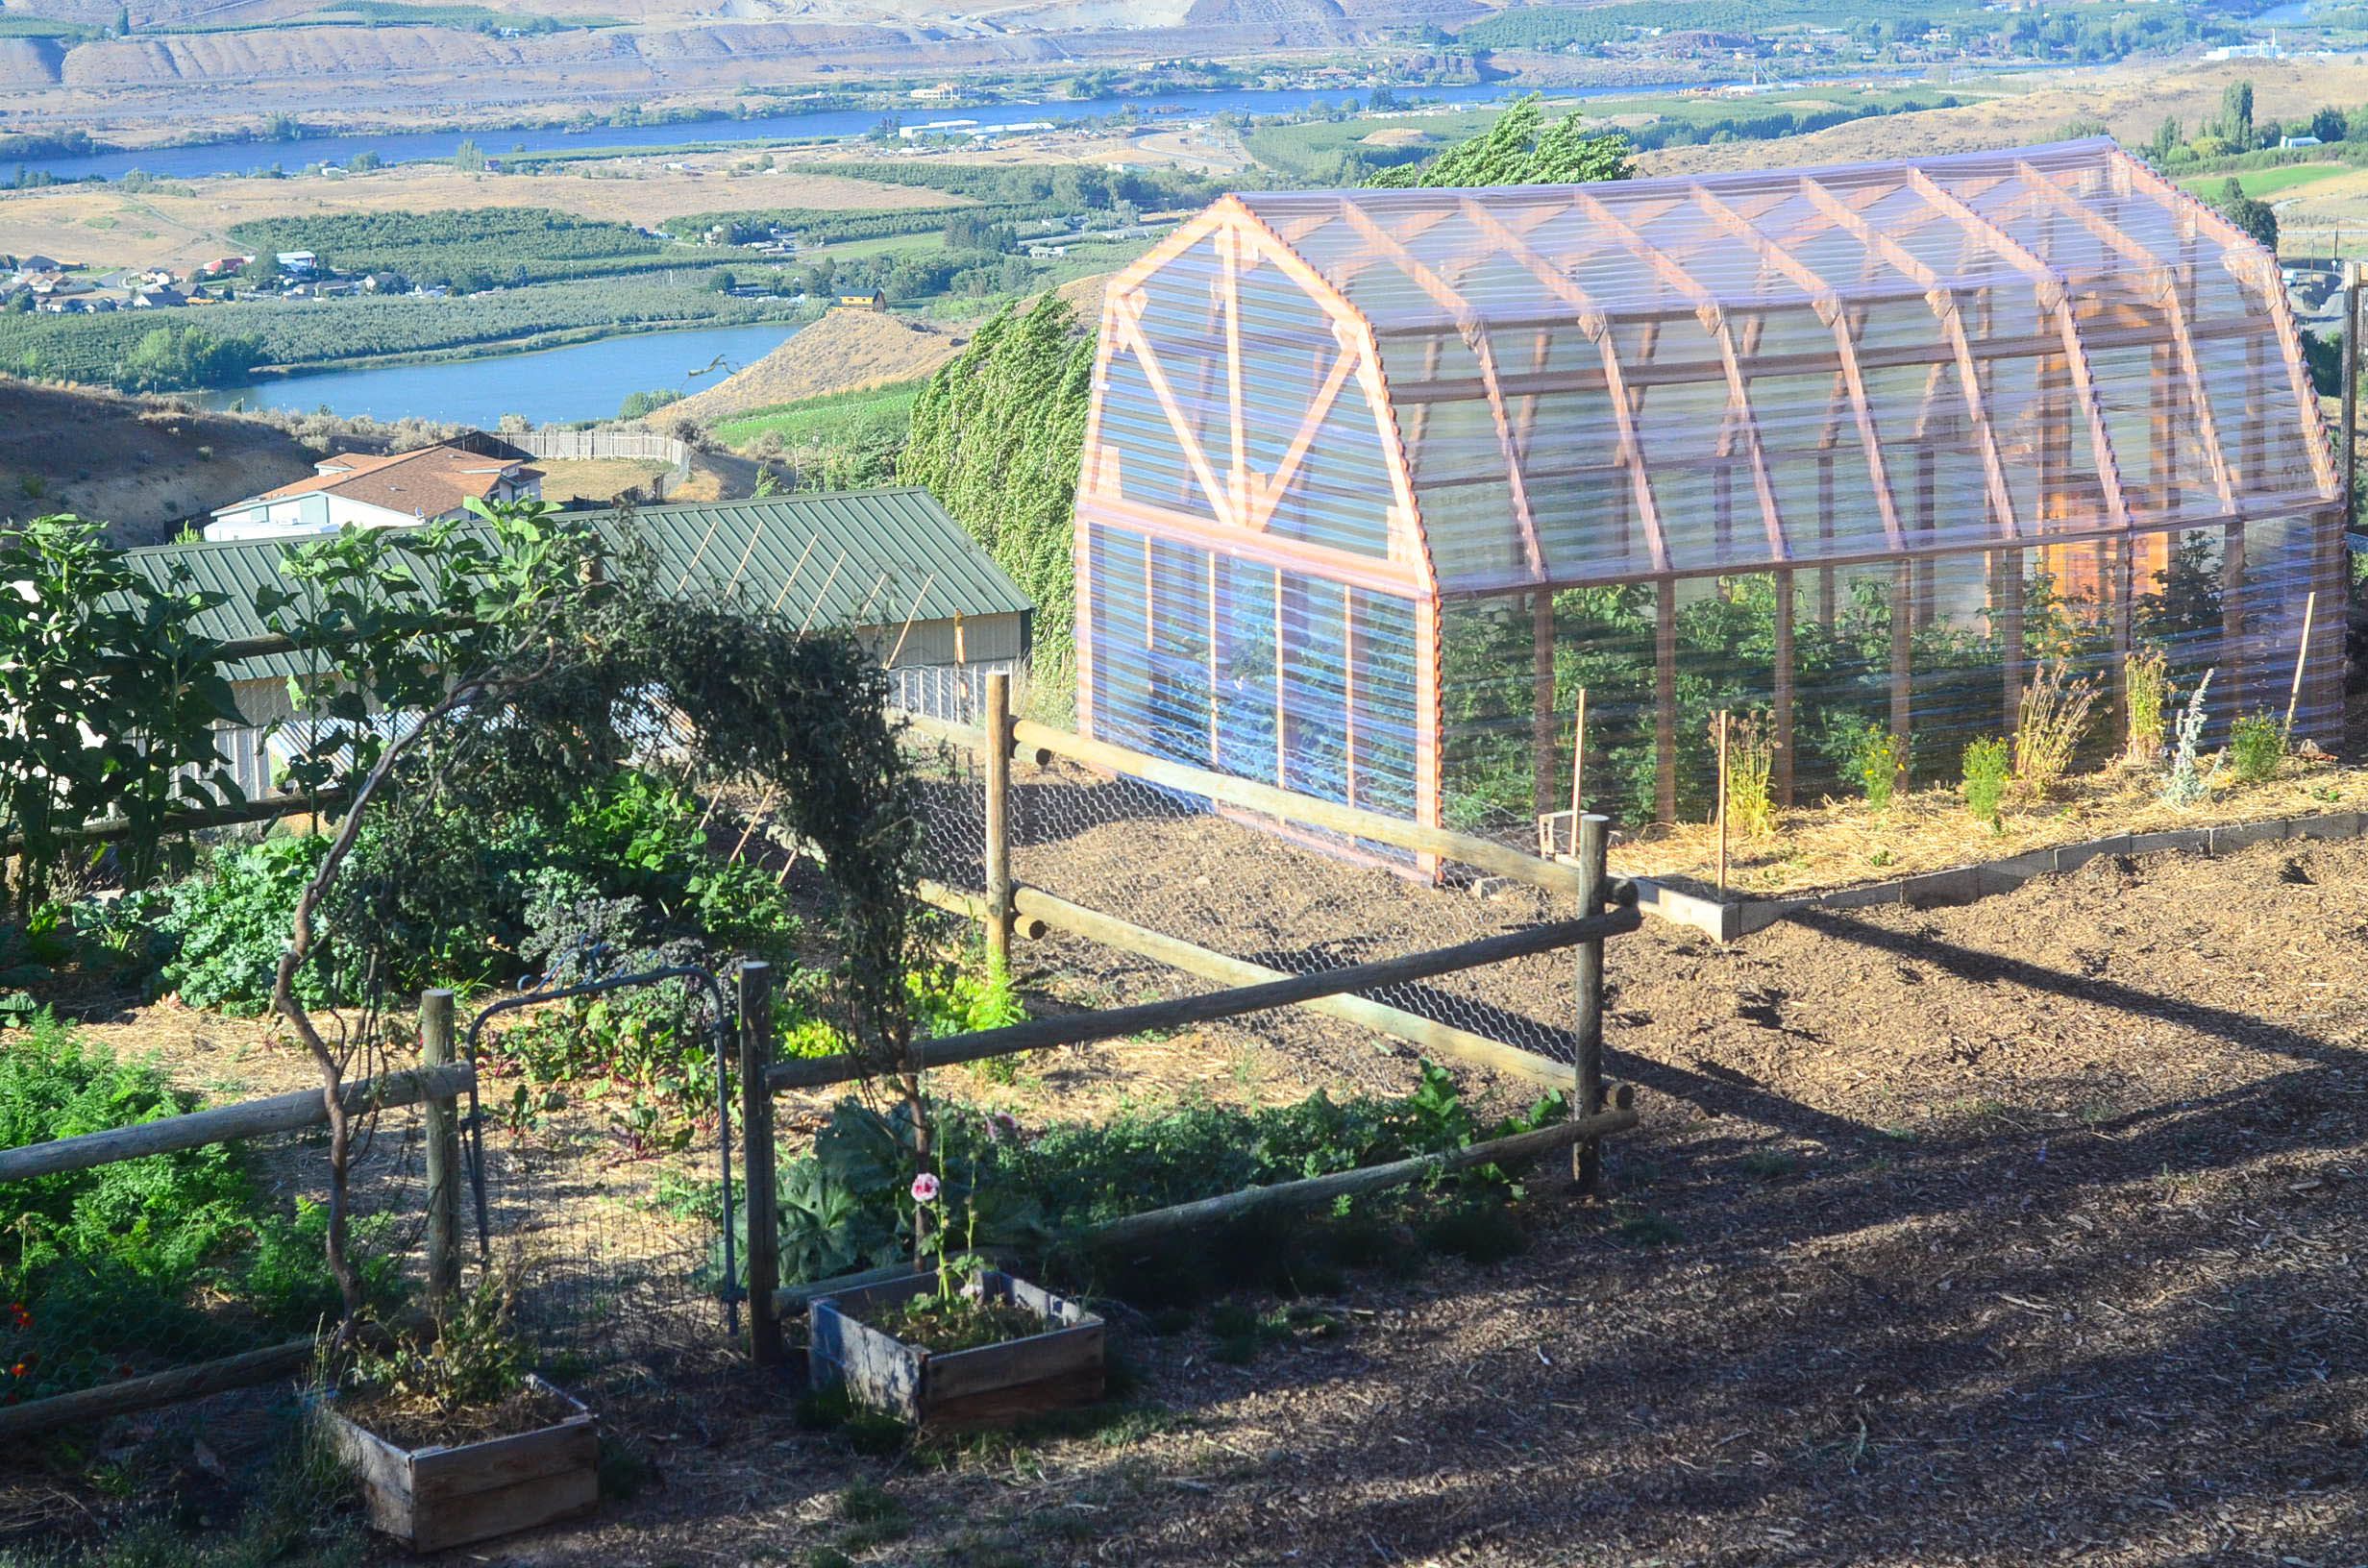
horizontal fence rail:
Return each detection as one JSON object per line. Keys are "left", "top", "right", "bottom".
{"left": 764, "top": 907, "right": 1642, "bottom": 1096}
{"left": 0, "top": 1062, "right": 473, "bottom": 1185}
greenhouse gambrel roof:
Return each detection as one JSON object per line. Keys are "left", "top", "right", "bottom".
{"left": 1082, "top": 137, "right": 2338, "bottom": 600}
{"left": 125, "top": 487, "right": 1026, "bottom": 683}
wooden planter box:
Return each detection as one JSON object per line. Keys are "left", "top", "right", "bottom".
{"left": 320, "top": 1375, "right": 598, "bottom": 1553}
{"left": 808, "top": 1270, "right": 1104, "bottom": 1428}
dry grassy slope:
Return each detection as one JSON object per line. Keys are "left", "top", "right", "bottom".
{"left": 654, "top": 306, "right": 965, "bottom": 428}
{"left": 0, "top": 379, "right": 318, "bottom": 546}
{"left": 1637, "top": 59, "right": 2368, "bottom": 176}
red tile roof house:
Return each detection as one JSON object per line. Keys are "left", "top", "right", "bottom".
{"left": 205, "top": 442, "right": 543, "bottom": 540}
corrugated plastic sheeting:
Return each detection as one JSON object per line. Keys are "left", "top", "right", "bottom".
{"left": 1074, "top": 137, "right": 2343, "bottom": 840}
{"left": 1085, "top": 523, "right": 1422, "bottom": 821}
{"left": 1432, "top": 517, "right": 2335, "bottom": 832}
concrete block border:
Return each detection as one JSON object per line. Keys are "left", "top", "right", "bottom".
{"left": 1630, "top": 809, "right": 2363, "bottom": 943}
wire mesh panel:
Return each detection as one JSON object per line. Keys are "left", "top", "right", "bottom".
{"left": 908, "top": 730, "right": 1579, "bottom": 1068}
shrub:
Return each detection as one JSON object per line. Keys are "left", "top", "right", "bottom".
{"left": 1719, "top": 711, "right": 1777, "bottom": 838}
{"left": 1851, "top": 726, "right": 1904, "bottom": 811}
{"left": 2125, "top": 649, "right": 2169, "bottom": 766}
{"left": 154, "top": 834, "right": 331, "bottom": 1013}
{"left": 1961, "top": 736, "right": 2010, "bottom": 828}
{"left": 0, "top": 1014, "right": 256, "bottom": 1397}
{"left": 2228, "top": 711, "right": 2286, "bottom": 784}
{"left": 2013, "top": 661, "right": 2098, "bottom": 797}
{"left": 2161, "top": 670, "right": 2215, "bottom": 807}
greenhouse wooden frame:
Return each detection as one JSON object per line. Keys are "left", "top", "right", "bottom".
{"left": 1074, "top": 139, "right": 2343, "bottom": 837}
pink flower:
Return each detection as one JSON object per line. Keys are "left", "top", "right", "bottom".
{"left": 910, "top": 1172, "right": 941, "bottom": 1205}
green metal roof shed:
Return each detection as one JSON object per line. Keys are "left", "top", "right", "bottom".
{"left": 122, "top": 487, "right": 1032, "bottom": 751}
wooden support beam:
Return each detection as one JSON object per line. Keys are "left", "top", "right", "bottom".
{"left": 738, "top": 962, "right": 781, "bottom": 1368}
{"left": 1087, "top": 1101, "right": 1640, "bottom": 1250}
{"left": 1532, "top": 591, "right": 1557, "bottom": 818}
{"left": 1890, "top": 560, "right": 1913, "bottom": 773}
{"left": 1773, "top": 569, "right": 1796, "bottom": 807}
{"left": 1904, "top": 168, "right": 2133, "bottom": 534}
{"left": 420, "top": 990, "right": 460, "bottom": 1309}
{"left": 764, "top": 893, "right": 1640, "bottom": 1094}
{"left": 1572, "top": 813, "right": 1609, "bottom": 1191}
{"left": 1656, "top": 579, "right": 1678, "bottom": 823}
{"left": 0, "top": 1064, "right": 474, "bottom": 1184}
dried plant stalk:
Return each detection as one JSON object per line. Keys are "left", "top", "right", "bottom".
{"left": 2013, "top": 661, "right": 2098, "bottom": 797}
{"left": 2124, "top": 649, "right": 2168, "bottom": 767}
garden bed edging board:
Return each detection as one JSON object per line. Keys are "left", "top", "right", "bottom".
{"left": 1620, "top": 811, "right": 2368, "bottom": 943}
{"left": 809, "top": 1269, "right": 1104, "bottom": 1428}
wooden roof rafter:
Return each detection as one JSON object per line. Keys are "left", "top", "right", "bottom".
{"left": 1795, "top": 175, "right": 2023, "bottom": 539}
{"left": 1690, "top": 183, "right": 1908, "bottom": 551}
{"left": 1904, "top": 168, "right": 2133, "bottom": 534}
{"left": 1333, "top": 197, "right": 1549, "bottom": 578}
{"left": 2009, "top": 159, "right": 2235, "bottom": 509}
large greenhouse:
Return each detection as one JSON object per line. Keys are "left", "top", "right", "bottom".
{"left": 1072, "top": 138, "right": 2345, "bottom": 838}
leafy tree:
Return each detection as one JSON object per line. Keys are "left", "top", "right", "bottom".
{"left": 118, "top": 324, "right": 262, "bottom": 391}
{"left": 2311, "top": 105, "right": 2350, "bottom": 143}
{"left": 2148, "top": 115, "right": 2182, "bottom": 163}
{"left": 2218, "top": 80, "right": 2255, "bottom": 149}
{"left": 453, "top": 138, "right": 487, "bottom": 173}
{"left": 1364, "top": 94, "right": 1631, "bottom": 188}
{"left": 900, "top": 292, "right": 1094, "bottom": 663}
{"left": 2216, "top": 177, "right": 2279, "bottom": 250}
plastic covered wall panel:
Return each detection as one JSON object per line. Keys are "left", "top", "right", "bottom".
{"left": 1083, "top": 522, "right": 1425, "bottom": 821}
{"left": 1430, "top": 515, "right": 2343, "bottom": 833}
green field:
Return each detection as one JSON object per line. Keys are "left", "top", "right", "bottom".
{"left": 711, "top": 380, "right": 921, "bottom": 451}
{"left": 2178, "top": 162, "right": 2347, "bottom": 199}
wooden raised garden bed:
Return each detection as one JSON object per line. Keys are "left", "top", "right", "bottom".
{"left": 809, "top": 1270, "right": 1104, "bottom": 1428}
{"left": 320, "top": 1375, "right": 598, "bottom": 1552}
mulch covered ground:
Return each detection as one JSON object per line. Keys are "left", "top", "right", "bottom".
{"left": 499, "top": 832, "right": 2368, "bottom": 1568}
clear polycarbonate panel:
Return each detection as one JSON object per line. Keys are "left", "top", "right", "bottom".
{"left": 1433, "top": 518, "right": 2343, "bottom": 836}
{"left": 1092, "top": 219, "right": 1400, "bottom": 561}
{"left": 1082, "top": 523, "right": 1424, "bottom": 821}
{"left": 1212, "top": 138, "right": 2334, "bottom": 590}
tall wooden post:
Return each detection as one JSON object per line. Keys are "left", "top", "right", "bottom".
{"left": 737, "top": 961, "right": 781, "bottom": 1368}
{"left": 2344, "top": 261, "right": 2361, "bottom": 528}
{"left": 420, "top": 989, "right": 459, "bottom": 1309}
{"left": 1889, "top": 561, "right": 1913, "bottom": 783}
{"left": 2110, "top": 536, "right": 2134, "bottom": 746}
{"left": 1772, "top": 568, "right": 1795, "bottom": 806}
{"left": 1531, "top": 591, "right": 1557, "bottom": 819}
{"left": 1655, "top": 579, "right": 1677, "bottom": 823}
{"left": 1572, "top": 812, "right": 1609, "bottom": 1192}
{"left": 983, "top": 671, "right": 1014, "bottom": 975}
{"left": 1999, "top": 550, "right": 2026, "bottom": 736}
{"left": 1816, "top": 450, "right": 1838, "bottom": 627}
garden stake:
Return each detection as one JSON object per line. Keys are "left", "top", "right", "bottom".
{"left": 2285, "top": 589, "right": 2316, "bottom": 736}
{"left": 1573, "top": 813, "right": 1610, "bottom": 1190}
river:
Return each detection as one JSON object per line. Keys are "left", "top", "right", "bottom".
{"left": 188, "top": 318, "right": 801, "bottom": 427}
{"left": 31, "top": 82, "right": 1643, "bottom": 184}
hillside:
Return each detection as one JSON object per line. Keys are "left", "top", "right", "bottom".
{"left": 0, "top": 379, "right": 319, "bottom": 546}
{"left": 1638, "top": 58, "right": 2368, "bottom": 176}
{"left": 652, "top": 307, "right": 964, "bottom": 429}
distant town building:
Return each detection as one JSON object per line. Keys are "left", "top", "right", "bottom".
{"left": 206, "top": 442, "right": 543, "bottom": 540}
{"left": 274, "top": 251, "right": 319, "bottom": 275}
{"left": 837, "top": 291, "right": 888, "bottom": 310}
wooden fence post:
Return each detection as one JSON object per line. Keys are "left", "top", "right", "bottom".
{"left": 1573, "top": 813, "right": 1610, "bottom": 1191}
{"left": 983, "top": 670, "right": 1015, "bottom": 973}
{"left": 737, "top": 962, "right": 781, "bottom": 1368}
{"left": 420, "top": 989, "right": 460, "bottom": 1308}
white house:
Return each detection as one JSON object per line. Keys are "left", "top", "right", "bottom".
{"left": 206, "top": 442, "right": 543, "bottom": 540}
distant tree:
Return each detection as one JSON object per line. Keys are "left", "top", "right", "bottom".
{"left": 2311, "top": 105, "right": 2350, "bottom": 142}
{"left": 2218, "top": 80, "right": 2255, "bottom": 149}
{"left": 2217, "top": 177, "right": 2279, "bottom": 251}
{"left": 2257, "top": 117, "right": 2284, "bottom": 149}
{"left": 706, "top": 267, "right": 737, "bottom": 293}
{"left": 619, "top": 388, "right": 684, "bottom": 420}
{"left": 2148, "top": 115, "right": 2182, "bottom": 163}
{"left": 349, "top": 150, "right": 383, "bottom": 172}
{"left": 1369, "top": 86, "right": 1400, "bottom": 111}
{"left": 453, "top": 139, "right": 488, "bottom": 173}
{"left": 112, "top": 6, "right": 129, "bottom": 34}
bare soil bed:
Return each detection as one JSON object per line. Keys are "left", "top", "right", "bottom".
{"left": 502, "top": 832, "right": 2368, "bottom": 1567}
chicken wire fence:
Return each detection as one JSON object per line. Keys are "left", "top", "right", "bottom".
{"left": 903, "top": 716, "right": 1583, "bottom": 1071}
